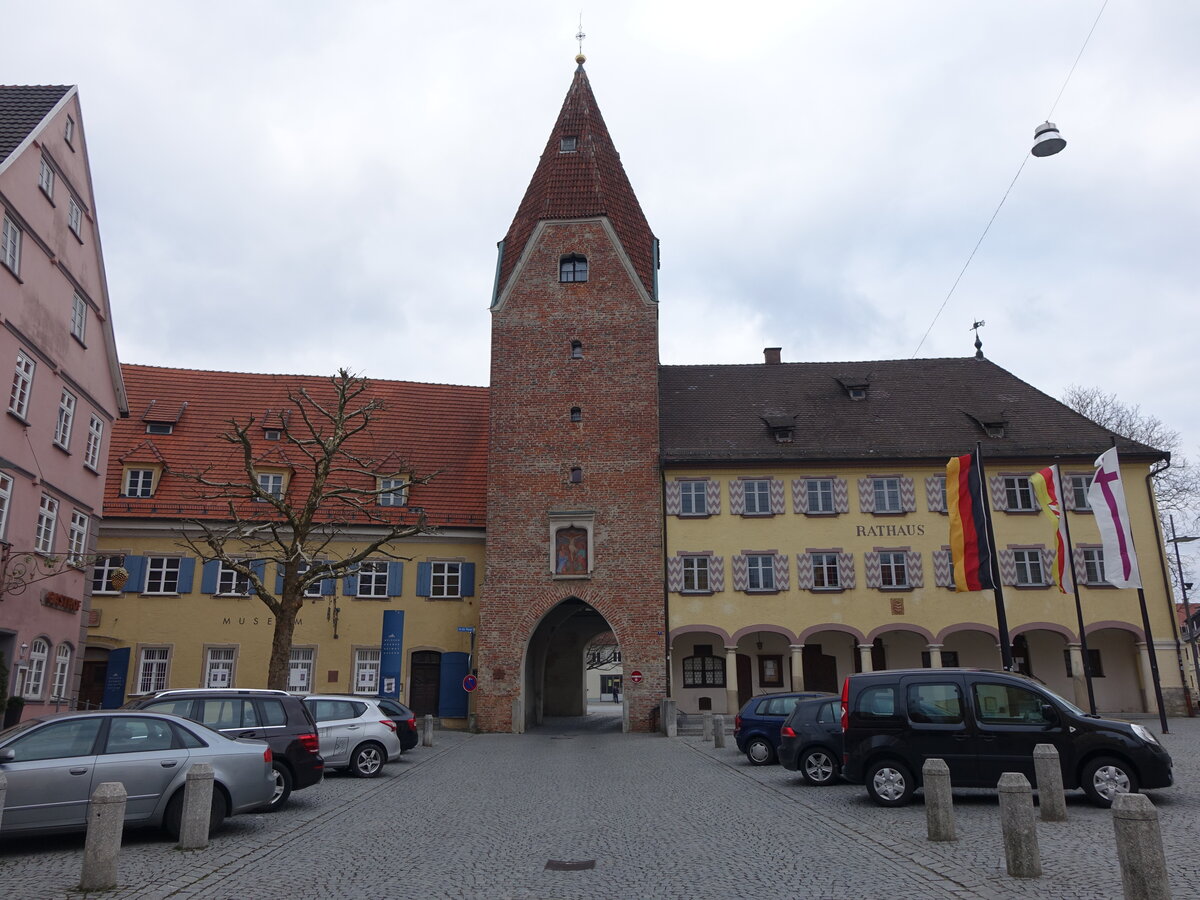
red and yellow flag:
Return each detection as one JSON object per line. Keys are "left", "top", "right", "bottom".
{"left": 1031, "top": 465, "right": 1073, "bottom": 594}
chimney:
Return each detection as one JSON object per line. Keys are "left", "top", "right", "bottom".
{"left": 763, "top": 347, "right": 782, "bottom": 365}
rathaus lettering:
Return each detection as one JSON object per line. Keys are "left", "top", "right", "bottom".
{"left": 855, "top": 524, "right": 925, "bottom": 538}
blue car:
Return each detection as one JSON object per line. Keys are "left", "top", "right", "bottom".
{"left": 734, "top": 691, "right": 834, "bottom": 765}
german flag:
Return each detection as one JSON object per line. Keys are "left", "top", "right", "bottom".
{"left": 947, "top": 452, "right": 995, "bottom": 591}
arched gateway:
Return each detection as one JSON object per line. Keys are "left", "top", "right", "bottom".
{"left": 474, "top": 56, "right": 666, "bottom": 733}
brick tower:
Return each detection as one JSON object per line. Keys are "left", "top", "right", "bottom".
{"left": 476, "top": 55, "right": 665, "bottom": 733}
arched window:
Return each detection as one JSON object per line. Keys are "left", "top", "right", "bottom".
{"left": 559, "top": 254, "right": 588, "bottom": 283}
{"left": 24, "top": 638, "right": 49, "bottom": 699}
{"left": 569, "top": 467, "right": 583, "bottom": 484}
{"left": 52, "top": 643, "right": 72, "bottom": 700}
{"left": 570, "top": 340, "right": 583, "bottom": 359}
{"left": 570, "top": 407, "right": 582, "bottom": 422}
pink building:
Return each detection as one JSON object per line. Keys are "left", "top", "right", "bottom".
{"left": 1, "top": 86, "right": 127, "bottom": 720}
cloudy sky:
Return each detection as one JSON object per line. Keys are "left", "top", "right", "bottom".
{"left": 9, "top": 2, "right": 1199, "bottom": 470}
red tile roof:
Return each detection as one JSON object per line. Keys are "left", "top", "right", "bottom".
{"left": 105, "top": 365, "right": 489, "bottom": 529}
{"left": 495, "top": 60, "right": 657, "bottom": 300}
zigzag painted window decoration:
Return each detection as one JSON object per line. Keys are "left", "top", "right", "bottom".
{"left": 999, "top": 546, "right": 1051, "bottom": 587}
{"left": 859, "top": 476, "right": 916, "bottom": 514}
{"left": 731, "top": 477, "right": 785, "bottom": 516}
{"left": 933, "top": 547, "right": 954, "bottom": 588}
{"left": 666, "top": 552, "right": 724, "bottom": 593}
{"left": 732, "top": 551, "right": 788, "bottom": 593}
{"left": 926, "top": 475, "right": 947, "bottom": 513}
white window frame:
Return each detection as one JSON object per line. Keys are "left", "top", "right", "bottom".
{"left": 681, "top": 556, "right": 710, "bottom": 593}
{"left": 217, "top": 562, "right": 250, "bottom": 596}
{"left": 679, "top": 481, "right": 708, "bottom": 516}
{"left": 1069, "top": 474, "right": 1093, "bottom": 511}
{"left": 84, "top": 415, "right": 103, "bottom": 470}
{"left": 125, "top": 468, "right": 155, "bottom": 497}
{"left": 812, "top": 552, "right": 841, "bottom": 589}
{"left": 35, "top": 494, "right": 58, "bottom": 553}
{"left": 145, "top": 556, "right": 182, "bottom": 594}
{"left": 2, "top": 215, "right": 20, "bottom": 274}
{"left": 204, "top": 647, "right": 236, "bottom": 688}
{"left": 64, "top": 116, "right": 74, "bottom": 144}
{"left": 1004, "top": 476, "right": 1036, "bottom": 511}
{"left": 24, "top": 638, "right": 50, "bottom": 699}
{"left": 68, "top": 510, "right": 89, "bottom": 564}
{"left": 1013, "top": 549, "right": 1045, "bottom": 586}
{"left": 71, "top": 293, "right": 87, "bottom": 342}
{"left": 92, "top": 554, "right": 124, "bottom": 594}
{"left": 68, "top": 197, "right": 82, "bottom": 236}
{"left": 357, "top": 561, "right": 389, "bottom": 598}
{"left": 353, "top": 648, "right": 380, "bottom": 695}
{"left": 51, "top": 644, "right": 72, "bottom": 701}
{"left": 806, "top": 478, "right": 835, "bottom": 514}
{"left": 878, "top": 551, "right": 909, "bottom": 589}
{"left": 378, "top": 477, "right": 407, "bottom": 507}
{"left": 746, "top": 554, "right": 776, "bottom": 592}
{"left": 431, "top": 561, "right": 462, "bottom": 599}
{"left": 742, "top": 479, "right": 772, "bottom": 515}
{"left": 39, "top": 158, "right": 55, "bottom": 198}
{"left": 1082, "top": 547, "right": 1106, "bottom": 585}
{"left": 0, "top": 473, "right": 11, "bottom": 540}
{"left": 288, "top": 647, "right": 315, "bottom": 692}
{"left": 136, "top": 647, "right": 170, "bottom": 694}
{"left": 257, "top": 472, "right": 284, "bottom": 500}
{"left": 873, "top": 477, "right": 903, "bottom": 513}
{"left": 10, "top": 350, "right": 35, "bottom": 418}
{"left": 55, "top": 389, "right": 76, "bottom": 448}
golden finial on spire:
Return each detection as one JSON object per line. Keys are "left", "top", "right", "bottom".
{"left": 576, "top": 13, "right": 586, "bottom": 65}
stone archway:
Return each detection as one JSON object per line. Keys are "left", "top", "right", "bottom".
{"left": 524, "top": 597, "right": 618, "bottom": 729}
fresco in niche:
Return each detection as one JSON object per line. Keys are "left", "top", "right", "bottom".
{"left": 555, "top": 527, "right": 588, "bottom": 575}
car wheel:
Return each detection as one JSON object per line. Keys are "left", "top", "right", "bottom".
{"left": 865, "top": 759, "right": 915, "bottom": 807}
{"left": 800, "top": 747, "right": 839, "bottom": 786}
{"left": 349, "top": 742, "right": 386, "bottom": 778}
{"left": 745, "top": 737, "right": 776, "bottom": 766}
{"left": 265, "top": 762, "right": 293, "bottom": 811}
{"left": 164, "top": 785, "right": 229, "bottom": 840}
{"left": 1081, "top": 756, "right": 1138, "bottom": 807}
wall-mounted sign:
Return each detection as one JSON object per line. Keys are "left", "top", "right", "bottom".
{"left": 42, "top": 591, "right": 81, "bottom": 613}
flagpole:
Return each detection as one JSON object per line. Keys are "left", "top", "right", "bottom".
{"left": 975, "top": 441, "right": 1013, "bottom": 671}
{"left": 1053, "top": 465, "right": 1097, "bottom": 714}
{"left": 1136, "top": 585, "right": 1170, "bottom": 734}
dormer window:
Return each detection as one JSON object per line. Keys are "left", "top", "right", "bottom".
{"left": 146, "top": 422, "right": 173, "bottom": 435}
{"left": 560, "top": 254, "right": 588, "bottom": 283}
{"left": 142, "top": 399, "right": 187, "bottom": 435}
{"left": 836, "top": 374, "right": 870, "bottom": 400}
{"left": 559, "top": 136, "right": 578, "bottom": 153}
{"left": 761, "top": 414, "right": 796, "bottom": 443}
{"left": 264, "top": 429, "right": 281, "bottom": 441}
{"left": 966, "top": 408, "right": 1008, "bottom": 439}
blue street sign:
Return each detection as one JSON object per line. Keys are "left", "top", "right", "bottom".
{"left": 457, "top": 626, "right": 475, "bottom": 633}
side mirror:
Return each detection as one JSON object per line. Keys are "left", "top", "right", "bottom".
{"left": 0, "top": 748, "right": 15, "bottom": 763}
{"left": 1040, "top": 703, "right": 1059, "bottom": 725}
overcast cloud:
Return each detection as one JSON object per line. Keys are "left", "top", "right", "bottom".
{"left": 7, "top": 1, "right": 1198, "bottom": 470}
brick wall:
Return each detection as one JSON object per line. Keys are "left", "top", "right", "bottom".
{"left": 479, "top": 220, "right": 665, "bottom": 732}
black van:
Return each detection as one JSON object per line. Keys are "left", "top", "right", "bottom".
{"left": 840, "top": 668, "right": 1172, "bottom": 807}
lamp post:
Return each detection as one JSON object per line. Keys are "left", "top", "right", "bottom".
{"left": 1168, "top": 515, "right": 1200, "bottom": 703}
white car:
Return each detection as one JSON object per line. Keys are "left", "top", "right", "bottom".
{"left": 302, "top": 695, "right": 404, "bottom": 777}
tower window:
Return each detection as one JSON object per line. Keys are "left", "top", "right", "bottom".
{"left": 570, "top": 340, "right": 583, "bottom": 359}
{"left": 569, "top": 467, "right": 583, "bottom": 484}
{"left": 570, "top": 407, "right": 582, "bottom": 422}
{"left": 560, "top": 254, "right": 588, "bottom": 283}
{"left": 559, "top": 136, "right": 577, "bottom": 153}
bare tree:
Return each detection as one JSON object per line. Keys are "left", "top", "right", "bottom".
{"left": 1063, "top": 384, "right": 1200, "bottom": 533}
{"left": 585, "top": 633, "right": 622, "bottom": 670}
{"left": 172, "top": 369, "right": 434, "bottom": 690}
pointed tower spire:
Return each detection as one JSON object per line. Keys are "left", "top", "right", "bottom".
{"left": 495, "top": 58, "right": 657, "bottom": 301}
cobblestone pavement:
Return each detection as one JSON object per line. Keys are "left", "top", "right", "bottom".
{"left": 0, "top": 712, "right": 1196, "bottom": 899}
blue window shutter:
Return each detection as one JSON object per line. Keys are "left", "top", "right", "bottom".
{"left": 123, "top": 556, "right": 146, "bottom": 592}
{"left": 343, "top": 573, "right": 358, "bottom": 595}
{"left": 321, "top": 577, "right": 336, "bottom": 596}
{"left": 275, "top": 566, "right": 285, "bottom": 594}
{"left": 438, "top": 652, "right": 470, "bottom": 717}
{"left": 416, "top": 562, "right": 432, "bottom": 597}
{"left": 177, "top": 557, "right": 196, "bottom": 593}
{"left": 387, "top": 562, "right": 404, "bottom": 597}
{"left": 250, "top": 559, "right": 267, "bottom": 584}
{"left": 460, "top": 563, "right": 475, "bottom": 597}
{"left": 200, "top": 560, "right": 219, "bottom": 594}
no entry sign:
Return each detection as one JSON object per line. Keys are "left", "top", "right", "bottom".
{"left": 629, "top": 671, "right": 643, "bottom": 684}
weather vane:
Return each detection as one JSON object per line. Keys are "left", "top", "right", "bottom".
{"left": 576, "top": 12, "right": 586, "bottom": 57}
{"left": 971, "top": 319, "right": 986, "bottom": 359}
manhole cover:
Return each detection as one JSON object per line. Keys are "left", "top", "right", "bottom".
{"left": 545, "top": 860, "right": 596, "bottom": 871}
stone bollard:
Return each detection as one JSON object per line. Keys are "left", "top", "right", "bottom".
{"left": 1112, "top": 793, "right": 1172, "bottom": 900}
{"left": 0, "top": 772, "right": 6, "bottom": 834}
{"left": 998, "top": 772, "right": 1041, "bottom": 878}
{"left": 80, "top": 782, "right": 126, "bottom": 891}
{"left": 922, "top": 758, "right": 956, "bottom": 842}
{"left": 422, "top": 714, "right": 434, "bottom": 747}
{"left": 1033, "top": 744, "right": 1067, "bottom": 822}
{"left": 178, "top": 762, "right": 215, "bottom": 849}
{"left": 661, "top": 699, "right": 678, "bottom": 737}
{"left": 713, "top": 715, "right": 726, "bottom": 748}
{"left": 702, "top": 711, "right": 714, "bottom": 741}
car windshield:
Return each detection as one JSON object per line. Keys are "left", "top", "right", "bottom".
{"left": 0, "top": 718, "right": 43, "bottom": 743}
{"left": 1034, "top": 682, "right": 1087, "bottom": 716}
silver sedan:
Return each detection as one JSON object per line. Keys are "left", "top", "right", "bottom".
{"left": 0, "top": 710, "right": 275, "bottom": 839}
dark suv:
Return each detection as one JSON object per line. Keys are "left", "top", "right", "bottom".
{"left": 840, "top": 668, "right": 1173, "bottom": 807}
{"left": 127, "top": 689, "right": 324, "bottom": 810}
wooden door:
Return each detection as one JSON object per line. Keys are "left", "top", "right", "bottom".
{"left": 409, "top": 651, "right": 441, "bottom": 716}
{"left": 78, "top": 660, "right": 107, "bottom": 710}
{"left": 736, "top": 653, "right": 752, "bottom": 709}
